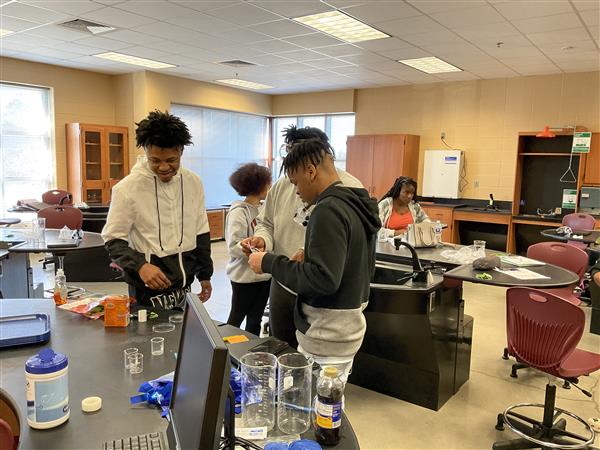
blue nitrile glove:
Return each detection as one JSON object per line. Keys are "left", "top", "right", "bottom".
{"left": 230, "top": 368, "right": 242, "bottom": 414}
{"left": 130, "top": 371, "right": 174, "bottom": 417}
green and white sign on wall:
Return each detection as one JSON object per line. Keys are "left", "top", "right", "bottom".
{"left": 562, "top": 189, "right": 577, "bottom": 209}
{"left": 572, "top": 131, "right": 591, "bottom": 153}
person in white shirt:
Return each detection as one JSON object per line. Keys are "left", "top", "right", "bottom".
{"left": 225, "top": 163, "right": 272, "bottom": 335}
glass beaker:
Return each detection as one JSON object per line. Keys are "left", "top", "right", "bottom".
{"left": 277, "top": 353, "right": 313, "bottom": 435}
{"left": 30, "top": 218, "right": 46, "bottom": 245}
{"left": 240, "top": 352, "right": 277, "bottom": 431}
{"left": 473, "top": 239, "right": 486, "bottom": 257}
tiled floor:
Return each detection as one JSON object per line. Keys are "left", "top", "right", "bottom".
{"left": 37, "top": 242, "right": 600, "bottom": 449}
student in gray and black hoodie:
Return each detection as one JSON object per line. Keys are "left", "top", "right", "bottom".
{"left": 248, "top": 138, "right": 381, "bottom": 379}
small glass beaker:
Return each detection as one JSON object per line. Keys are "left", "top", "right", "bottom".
{"left": 128, "top": 352, "right": 143, "bottom": 374}
{"left": 123, "top": 347, "right": 138, "bottom": 369}
{"left": 277, "top": 353, "right": 313, "bottom": 435}
{"left": 240, "top": 352, "right": 277, "bottom": 431}
{"left": 151, "top": 337, "right": 164, "bottom": 356}
{"left": 30, "top": 218, "right": 46, "bottom": 245}
{"left": 473, "top": 240, "right": 486, "bottom": 256}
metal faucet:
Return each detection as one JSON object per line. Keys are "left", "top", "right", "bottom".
{"left": 393, "top": 239, "right": 430, "bottom": 283}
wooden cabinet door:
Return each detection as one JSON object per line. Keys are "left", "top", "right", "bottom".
{"left": 372, "top": 135, "right": 405, "bottom": 200}
{"left": 420, "top": 205, "right": 454, "bottom": 243}
{"left": 346, "top": 136, "right": 374, "bottom": 195}
{"left": 583, "top": 132, "right": 600, "bottom": 185}
{"left": 81, "top": 126, "right": 106, "bottom": 204}
{"left": 105, "top": 127, "right": 128, "bottom": 202}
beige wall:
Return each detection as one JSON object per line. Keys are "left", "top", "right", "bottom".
{"left": 272, "top": 89, "right": 354, "bottom": 116}
{"left": 0, "top": 57, "right": 118, "bottom": 189}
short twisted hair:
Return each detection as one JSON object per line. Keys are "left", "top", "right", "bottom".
{"left": 135, "top": 110, "right": 192, "bottom": 149}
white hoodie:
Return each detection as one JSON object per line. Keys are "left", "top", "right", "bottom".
{"left": 101, "top": 157, "right": 210, "bottom": 286}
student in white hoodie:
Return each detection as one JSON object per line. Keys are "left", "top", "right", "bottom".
{"left": 101, "top": 110, "right": 213, "bottom": 309}
{"left": 225, "top": 163, "right": 272, "bottom": 335}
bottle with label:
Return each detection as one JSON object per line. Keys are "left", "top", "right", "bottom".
{"left": 53, "top": 269, "right": 67, "bottom": 306}
{"left": 315, "top": 366, "right": 344, "bottom": 446}
{"left": 434, "top": 220, "right": 443, "bottom": 246}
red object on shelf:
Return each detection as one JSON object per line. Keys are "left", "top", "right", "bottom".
{"left": 536, "top": 126, "right": 556, "bottom": 138}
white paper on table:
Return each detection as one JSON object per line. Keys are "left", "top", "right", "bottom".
{"left": 494, "top": 268, "right": 550, "bottom": 280}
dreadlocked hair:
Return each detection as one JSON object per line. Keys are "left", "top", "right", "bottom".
{"left": 381, "top": 176, "right": 418, "bottom": 201}
{"left": 282, "top": 124, "right": 330, "bottom": 145}
{"left": 135, "top": 110, "right": 193, "bottom": 149}
{"left": 282, "top": 138, "right": 335, "bottom": 175}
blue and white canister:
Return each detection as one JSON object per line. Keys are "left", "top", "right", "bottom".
{"left": 25, "top": 348, "right": 69, "bottom": 429}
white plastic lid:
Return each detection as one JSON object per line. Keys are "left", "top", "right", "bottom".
{"left": 82, "top": 396, "right": 102, "bottom": 412}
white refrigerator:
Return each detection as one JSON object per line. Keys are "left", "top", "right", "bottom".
{"left": 422, "top": 150, "right": 464, "bottom": 199}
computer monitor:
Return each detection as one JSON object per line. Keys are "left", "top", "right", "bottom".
{"left": 167, "top": 293, "right": 231, "bottom": 450}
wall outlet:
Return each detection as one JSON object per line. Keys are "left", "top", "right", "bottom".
{"left": 474, "top": 180, "right": 480, "bottom": 188}
{"left": 440, "top": 131, "right": 446, "bottom": 140}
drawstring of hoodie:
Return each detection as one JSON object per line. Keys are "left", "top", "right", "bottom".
{"left": 154, "top": 174, "right": 187, "bottom": 288}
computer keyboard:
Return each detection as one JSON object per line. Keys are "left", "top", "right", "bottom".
{"left": 102, "top": 432, "right": 166, "bottom": 450}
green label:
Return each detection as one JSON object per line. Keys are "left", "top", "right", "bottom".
{"left": 562, "top": 189, "right": 577, "bottom": 209}
{"left": 572, "top": 131, "right": 591, "bottom": 153}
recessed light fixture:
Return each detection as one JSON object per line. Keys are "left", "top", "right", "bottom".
{"left": 293, "top": 10, "right": 389, "bottom": 43}
{"left": 215, "top": 78, "right": 274, "bottom": 90}
{"left": 397, "top": 56, "right": 462, "bottom": 74}
{"left": 0, "top": 29, "right": 14, "bottom": 38}
{"left": 93, "top": 52, "right": 175, "bottom": 69}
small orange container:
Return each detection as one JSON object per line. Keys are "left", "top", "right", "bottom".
{"left": 103, "top": 295, "right": 131, "bottom": 327}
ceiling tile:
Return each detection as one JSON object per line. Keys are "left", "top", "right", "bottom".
{"left": 282, "top": 32, "right": 343, "bottom": 48}
{"left": 117, "top": 45, "right": 170, "bottom": 59}
{"left": 245, "top": 53, "right": 293, "bottom": 66}
{"left": 512, "top": 13, "right": 585, "bottom": 34}
{"left": 267, "top": 61, "right": 317, "bottom": 72}
{"left": 0, "top": 40, "right": 36, "bottom": 52}
{"left": 10, "top": 51, "right": 64, "bottom": 64}
{"left": 342, "top": 3, "right": 421, "bottom": 23}
{"left": 526, "top": 27, "right": 592, "bottom": 46}
{"left": 151, "top": 41, "right": 209, "bottom": 56}
{"left": 156, "top": 53, "right": 204, "bottom": 66}
{"left": 212, "top": 45, "right": 267, "bottom": 59}
{"left": 305, "top": 58, "right": 356, "bottom": 69}
{"left": 487, "top": 45, "right": 548, "bottom": 59}
{"left": 491, "top": 0, "right": 575, "bottom": 20}
{"left": 2, "top": 32, "right": 64, "bottom": 47}
{"left": 131, "top": 22, "right": 207, "bottom": 45}
{"left": 1, "top": 1, "right": 69, "bottom": 23}
{"left": 72, "top": 35, "right": 132, "bottom": 50}
{"left": 354, "top": 37, "right": 412, "bottom": 52}
{"left": 470, "top": 67, "right": 519, "bottom": 78}
{"left": 274, "top": 48, "right": 327, "bottom": 60}
{"left": 499, "top": 54, "right": 552, "bottom": 66}
{"left": 430, "top": 5, "right": 506, "bottom": 28}
{"left": 114, "top": 1, "right": 199, "bottom": 20}
{"left": 402, "top": 29, "right": 466, "bottom": 47}
{"left": 311, "top": 43, "right": 363, "bottom": 57}
{"left": 45, "top": 40, "right": 106, "bottom": 55}
{"left": 25, "top": 46, "right": 82, "bottom": 60}
{"left": 513, "top": 64, "right": 562, "bottom": 76}
{"left": 254, "top": 39, "right": 302, "bottom": 53}
{"left": 169, "top": 1, "right": 239, "bottom": 12}
{"left": 377, "top": 46, "right": 431, "bottom": 60}
{"left": 81, "top": 6, "right": 156, "bottom": 28}
{"left": 26, "top": 23, "right": 90, "bottom": 40}
{"left": 249, "top": 0, "right": 333, "bottom": 18}
{"left": 0, "top": 15, "right": 40, "bottom": 32}
{"left": 164, "top": 11, "right": 238, "bottom": 33}
{"left": 246, "top": 19, "right": 313, "bottom": 38}
{"left": 20, "top": 0, "right": 103, "bottom": 16}
{"left": 375, "top": 15, "right": 447, "bottom": 37}
{"left": 434, "top": 71, "right": 479, "bottom": 81}
{"left": 205, "top": 2, "right": 281, "bottom": 26}
{"left": 103, "top": 29, "right": 163, "bottom": 45}
{"left": 539, "top": 40, "right": 599, "bottom": 55}
{"left": 212, "top": 27, "right": 272, "bottom": 44}
{"left": 407, "top": 0, "right": 486, "bottom": 14}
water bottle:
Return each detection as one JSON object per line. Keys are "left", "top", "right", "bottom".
{"left": 315, "top": 367, "right": 344, "bottom": 446}
{"left": 53, "top": 269, "right": 67, "bottom": 306}
{"left": 434, "top": 220, "right": 443, "bottom": 245}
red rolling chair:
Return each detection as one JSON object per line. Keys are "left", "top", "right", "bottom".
{"left": 41, "top": 189, "right": 72, "bottom": 205}
{"left": 563, "top": 213, "right": 596, "bottom": 250}
{"left": 494, "top": 287, "right": 600, "bottom": 450}
{"left": 37, "top": 205, "right": 83, "bottom": 230}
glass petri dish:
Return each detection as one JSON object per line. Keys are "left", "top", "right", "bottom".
{"left": 169, "top": 314, "right": 184, "bottom": 324}
{"left": 152, "top": 323, "right": 175, "bottom": 333}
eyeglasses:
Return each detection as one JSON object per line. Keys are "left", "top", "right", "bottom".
{"left": 536, "top": 208, "right": 556, "bottom": 217}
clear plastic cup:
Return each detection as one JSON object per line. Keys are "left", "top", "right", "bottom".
{"left": 277, "top": 353, "right": 313, "bottom": 435}
{"left": 240, "top": 352, "right": 277, "bottom": 431}
{"left": 151, "top": 337, "right": 164, "bottom": 356}
{"left": 473, "top": 240, "right": 486, "bottom": 256}
{"left": 123, "top": 347, "right": 138, "bottom": 369}
{"left": 128, "top": 353, "right": 143, "bottom": 374}
{"left": 30, "top": 218, "right": 46, "bottom": 245}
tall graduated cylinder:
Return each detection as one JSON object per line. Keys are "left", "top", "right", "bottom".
{"left": 240, "top": 352, "right": 277, "bottom": 431}
{"left": 25, "top": 348, "right": 70, "bottom": 429}
{"left": 277, "top": 353, "right": 313, "bottom": 434}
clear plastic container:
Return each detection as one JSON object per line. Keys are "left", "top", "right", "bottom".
{"left": 315, "top": 366, "right": 344, "bottom": 446}
{"left": 434, "top": 220, "right": 443, "bottom": 245}
{"left": 277, "top": 353, "right": 313, "bottom": 435}
{"left": 53, "top": 269, "right": 67, "bottom": 306}
{"left": 240, "top": 352, "right": 277, "bottom": 431}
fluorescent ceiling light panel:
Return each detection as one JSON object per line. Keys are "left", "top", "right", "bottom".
{"left": 397, "top": 56, "right": 462, "bottom": 74}
{"left": 0, "top": 29, "right": 14, "bottom": 37}
{"left": 293, "top": 10, "right": 389, "bottom": 43}
{"left": 215, "top": 79, "right": 274, "bottom": 90}
{"left": 93, "top": 52, "right": 175, "bottom": 69}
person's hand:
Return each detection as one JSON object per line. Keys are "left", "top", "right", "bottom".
{"left": 593, "top": 271, "right": 600, "bottom": 287}
{"left": 248, "top": 252, "right": 266, "bottom": 274}
{"left": 198, "top": 280, "right": 212, "bottom": 303}
{"left": 138, "top": 263, "right": 171, "bottom": 291}
{"left": 394, "top": 229, "right": 406, "bottom": 236}
{"left": 290, "top": 248, "right": 304, "bottom": 262}
{"left": 240, "top": 236, "right": 266, "bottom": 256}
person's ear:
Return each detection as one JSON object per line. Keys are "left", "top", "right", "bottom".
{"left": 306, "top": 164, "right": 317, "bottom": 182}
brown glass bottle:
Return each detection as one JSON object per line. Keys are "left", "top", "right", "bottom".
{"left": 315, "top": 367, "right": 344, "bottom": 446}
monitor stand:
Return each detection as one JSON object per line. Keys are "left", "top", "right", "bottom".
{"left": 222, "top": 387, "right": 236, "bottom": 450}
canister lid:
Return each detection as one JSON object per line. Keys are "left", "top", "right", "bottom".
{"left": 25, "top": 348, "right": 68, "bottom": 374}
{"left": 289, "top": 440, "right": 322, "bottom": 450}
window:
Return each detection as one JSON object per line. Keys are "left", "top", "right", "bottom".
{"left": 172, "top": 104, "right": 269, "bottom": 206}
{"left": 0, "top": 82, "right": 54, "bottom": 213}
{"left": 272, "top": 114, "right": 355, "bottom": 179}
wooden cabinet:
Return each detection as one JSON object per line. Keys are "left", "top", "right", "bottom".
{"left": 583, "top": 132, "right": 600, "bottom": 185}
{"left": 66, "top": 123, "right": 129, "bottom": 204}
{"left": 207, "top": 210, "right": 225, "bottom": 241}
{"left": 420, "top": 205, "right": 454, "bottom": 243}
{"left": 346, "top": 134, "right": 420, "bottom": 199}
